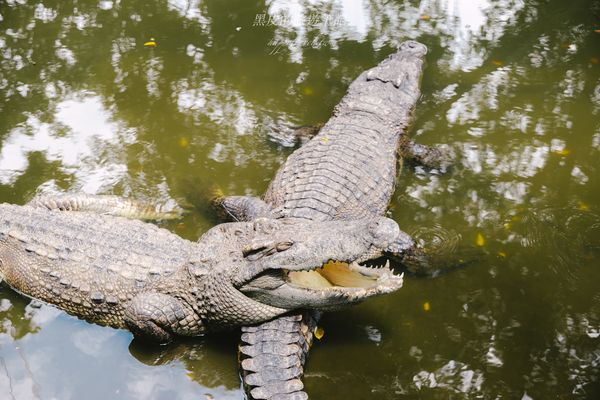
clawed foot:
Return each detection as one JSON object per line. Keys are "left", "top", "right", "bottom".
{"left": 399, "top": 137, "right": 454, "bottom": 171}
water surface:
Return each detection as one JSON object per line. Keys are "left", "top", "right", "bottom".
{"left": 1, "top": 0, "right": 599, "bottom": 399}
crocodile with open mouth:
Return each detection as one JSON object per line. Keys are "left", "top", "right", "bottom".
{"left": 0, "top": 194, "right": 405, "bottom": 342}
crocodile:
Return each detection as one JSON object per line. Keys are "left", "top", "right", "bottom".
{"left": 0, "top": 195, "right": 406, "bottom": 342}
{"left": 216, "top": 40, "right": 441, "bottom": 399}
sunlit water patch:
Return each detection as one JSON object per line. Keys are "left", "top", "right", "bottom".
{"left": 0, "top": 94, "right": 133, "bottom": 192}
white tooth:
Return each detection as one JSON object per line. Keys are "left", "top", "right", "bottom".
{"left": 384, "top": 260, "right": 390, "bottom": 270}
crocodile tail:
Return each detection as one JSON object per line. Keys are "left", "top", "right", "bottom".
{"left": 27, "top": 194, "right": 183, "bottom": 220}
{"left": 239, "top": 311, "right": 321, "bottom": 400}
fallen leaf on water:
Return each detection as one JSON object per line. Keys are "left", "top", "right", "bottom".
{"left": 314, "top": 326, "right": 325, "bottom": 340}
{"left": 595, "top": 29, "right": 600, "bottom": 33}
{"left": 144, "top": 38, "right": 157, "bottom": 48}
{"left": 553, "top": 148, "right": 570, "bottom": 156}
{"left": 475, "top": 232, "right": 486, "bottom": 247}
{"left": 320, "top": 136, "right": 329, "bottom": 144}
{"left": 498, "top": 251, "right": 507, "bottom": 258}
{"left": 591, "top": 57, "right": 598, "bottom": 64}
{"left": 492, "top": 60, "right": 503, "bottom": 66}
{"left": 179, "top": 137, "right": 189, "bottom": 148}
{"left": 578, "top": 201, "right": 589, "bottom": 211}
{"left": 210, "top": 185, "right": 225, "bottom": 200}
{"left": 503, "top": 222, "right": 512, "bottom": 230}
{"left": 302, "top": 87, "right": 314, "bottom": 96}
{"left": 420, "top": 15, "right": 431, "bottom": 21}
{"left": 423, "top": 302, "right": 431, "bottom": 311}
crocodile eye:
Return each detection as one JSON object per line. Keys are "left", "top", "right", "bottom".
{"left": 242, "top": 242, "right": 276, "bottom": 261}
{"left": 242, "top": 240, "right": 294, "bottom": 260}
{"left": 276, "top": 241, "right": 293, "bottom": 251}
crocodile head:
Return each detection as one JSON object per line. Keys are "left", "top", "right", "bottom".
{"left": 192, "top": 217, "right": 405, "bottom": 327}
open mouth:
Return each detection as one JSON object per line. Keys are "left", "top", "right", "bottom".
{"left": 239, "top": 258, "right": 403, "bottom": 310}
{"left": 286, "top": 259, "right": 397, "bottom": 289}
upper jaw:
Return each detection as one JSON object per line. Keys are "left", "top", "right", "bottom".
{"left": 229, "top": 217, "right": 403, "bottom": 286}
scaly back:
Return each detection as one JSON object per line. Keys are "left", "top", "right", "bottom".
{"left": 264, "top": 41, "right": 427, "bottom": 221}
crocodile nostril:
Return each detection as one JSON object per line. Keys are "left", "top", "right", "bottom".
{"left": 369, "top": 218, "right": 401, "bottom": 247}
{"left": 400, "top": 41, "right": 427, "bottom": 55}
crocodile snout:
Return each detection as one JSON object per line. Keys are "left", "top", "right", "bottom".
{"left": 368, "top": 217, "right": 401, "bottom": 248}
{"left": 399, "top": 40, "right": 428, "bottom": 56}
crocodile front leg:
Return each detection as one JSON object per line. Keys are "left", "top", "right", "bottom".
{"left": 399, "top": 137, "right": 454, "bottom": 170}
{"left": 28, "top": 193, "right": 182, "bottom": 220}
{"left": 216, "top": 195, "right": 276, "bottom": 221}
{"left": 124, "top": 292, "right": 202, "bottom": 343}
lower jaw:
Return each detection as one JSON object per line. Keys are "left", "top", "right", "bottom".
{"left": 286, "top": 260, "right": 385, "bottom": 290}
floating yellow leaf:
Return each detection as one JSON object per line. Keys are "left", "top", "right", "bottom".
{"left": 210, "top": 185, "right": 224, "bottom": 200}
{"left": 578, "top": 201, "right": 589, "bottom": 211}
{"left": 503, "top": 222, "right": 512, "bottom": 230}
{"left": 419, "top": 15, "right": 431, "bottom": 21}
{"left": 475, "top": 232, "right": 486, "bottom": 247}
{"left": 492, "top": 60, "right": 503, "bottom": 66}
{"left": 314, "top": 326, "right": 325, "bottom": 340}
{"left": 144, "top": 38, "right": 157, "bottom": 48}
{"left": 423, "top": 302, "right": 431, "bottom": 311}
{"left": 498, "top": 251, "right": 507, "bottom": 258}
{"left": 591, "top": 57, "right": 598, "bottom": 64}
{"left": 595, "top": 29, "right": 600, "bottom": 33}
{"left": 179, "top": 137, "right": 189, "bottom": 148}
{"left": 553, "top": 148, "right": 570, "bottom": 156}
{"left": 302, "top": 87, "right": 314, "bottom": 96}
{"left": 320, "top": 136, "right": 329, "bottom": 144}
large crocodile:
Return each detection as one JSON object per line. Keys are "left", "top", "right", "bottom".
{"left": 217, "top": 41, "right": 440, "bottom": 399}
{"left": 0, "top": 195, "right": 406, "bottom": 342}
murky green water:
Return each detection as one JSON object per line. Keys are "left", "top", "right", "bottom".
{"left": 1, "top": 0, "right": 599, "bottom": 398}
